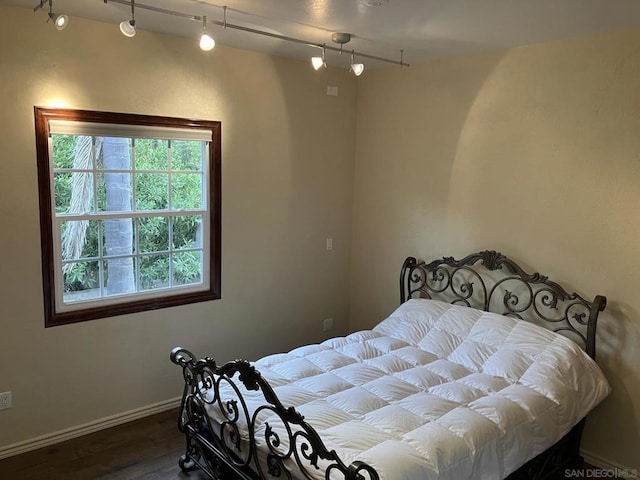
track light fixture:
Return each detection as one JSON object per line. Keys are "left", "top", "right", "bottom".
{"left": 311, "top": 45, "right": 326, "bottom": 71}
{"left": 48, "top": 0, "right": 68, "bottom": 31}
{"left": 51, "top": 13, "right": 68, "bottom": 30}
{"left": 34, "top": 1, "right": 68, "bottom": 30}
{"left": 119, "top": 0, "right": 136, "bottom": 37}
{"left": 199, "top": 16, "right": 215, "bottom": 51}
{"left": 350, "top": 50, "right": 365, "bottom": 76}
{"left": 35, "top": 1, "right": 410, "bottom": 70}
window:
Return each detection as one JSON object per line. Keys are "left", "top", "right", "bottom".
{"left": 34, "top": 108, "right": 221, "bottom": 326}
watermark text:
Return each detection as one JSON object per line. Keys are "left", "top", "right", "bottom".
{"left": 565, "top": 469, "right": 638, "bottom": 479}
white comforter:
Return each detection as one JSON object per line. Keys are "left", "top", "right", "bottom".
{"left": 209, "top": 299, "right": 611, "bottom": 480}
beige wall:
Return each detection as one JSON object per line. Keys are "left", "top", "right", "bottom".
{"left": 0, "top": 6, "right": 357, "bottom": 447}
{"left": 1, "top": 3, "right": 639, "bottom": 471}
{"left": 351, "top": 29, "right": 640, "bottom": 468}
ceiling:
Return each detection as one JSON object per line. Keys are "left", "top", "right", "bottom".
{"left": 5, "top": 0, "right": 640, "bottom": 69}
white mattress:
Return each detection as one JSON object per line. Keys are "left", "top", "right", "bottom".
{"left": 206, "top": 299, "right": 610, "bottom": 480}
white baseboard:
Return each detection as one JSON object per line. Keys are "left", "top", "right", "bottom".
{"left": 0, "top": 396, "right": 181, "bottom": 460}
{"left": 582, "top": 449, "right": 639, "bottom": 478}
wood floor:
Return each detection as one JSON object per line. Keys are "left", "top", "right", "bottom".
{"left": 0, "top": 408, "right": 208, "bottom": 480}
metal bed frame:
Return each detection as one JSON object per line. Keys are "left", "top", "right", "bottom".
{"left": 171, "top": 250, "right": 607, "bottom": 479}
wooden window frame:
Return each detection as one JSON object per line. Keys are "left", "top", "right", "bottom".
{"left": 34, "top": 107, "right": 221, "bottom": 327}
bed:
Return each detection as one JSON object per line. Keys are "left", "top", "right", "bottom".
{"left": 170, "top": 250, "right": 610, "bottom": 480}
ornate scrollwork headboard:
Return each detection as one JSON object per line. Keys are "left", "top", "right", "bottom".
{"left": 400, "top": 250, "right": 606, "bottom": 360}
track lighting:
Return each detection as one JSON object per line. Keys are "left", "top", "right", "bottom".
{"left": 49, "top": 11, "right": 68, "bottom": 30}
{"left": 199, "top": 16, "right": 215, "bottom": 51}
{"left": 35, "top": 0, "right": 410, "bottom": 70}
{"left": 120, "top": 0, "right": 136, "bottom": 37}
{"left": 34, "top": 1, "right": 68, "bottom": 30}
{"left": 120, "top": 20, "right": 136, "bottom": 37}
{"left": 350, "top": 50, "right": 365, "bottom": 76}
{"left": 311, "top": 45, "right": 326, "bottom": 70}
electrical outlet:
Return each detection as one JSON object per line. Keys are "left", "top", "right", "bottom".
{"left": 0, "top": 391, "right": 12, "bottom": 411}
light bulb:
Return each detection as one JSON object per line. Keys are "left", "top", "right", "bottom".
{"left": 351, "top": 63, "right": 365, "bottom": 76}
{"left": 120, "top": 20, "right": 136, "bottom": 37}
{"left": 311, "top": 56, "right": 324, "bottom": 70}
{"left": 48, "top": 12, "right": 68, "bottom": 30}
{"left": 199, "top": 17, "right": 215, "bottom": 52}
{"left": 200, "top": 33, "right": 215, "bottom": 51}
{"left": 54, "top": 14, "right": 68, "bottom": 30}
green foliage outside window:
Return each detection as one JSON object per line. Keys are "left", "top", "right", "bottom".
{"left": 53, "top": 135, "right": 205, "bottom": 296}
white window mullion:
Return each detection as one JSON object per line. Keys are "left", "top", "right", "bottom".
{"left": 131, "top": 137, "right": 139, "bottom": 294}
{"left": 53, "top": 216, "right": 66, "bottom": 308}
{"left": 49, "top": 135, "right": 67, "bottom": 310}
{"left": 168, "top": 144, "right": 173, "bottom": 212}
{"left": 135, "top": 218, "right": 141, "bottom": 294}
{"left": 91, "top": 137, "right": 99, "bottom": 214}
{"left": 131, "top": 138, "right": 137, "bottom": 213}
{"left": 202, "top": 142, "right": 211, "bottom": 288}
{"left": 57, "top": 209, "right": 206, "bottom": 221}
{"left": 98, "top": 227, "right": 105, "bottom": 298}
{"left": 168, "top": 140, "right": 174, "bottom": 288}
{"left": 169, "top": 216, "right": 174, "bottom": 288}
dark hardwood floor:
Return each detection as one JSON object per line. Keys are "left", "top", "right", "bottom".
{"left": 0, "top": 408, "right": 208, "bottom": 480}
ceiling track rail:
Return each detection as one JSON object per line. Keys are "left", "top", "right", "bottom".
{"left": 96, "top": 0, "right": 410, "bottom": 67}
